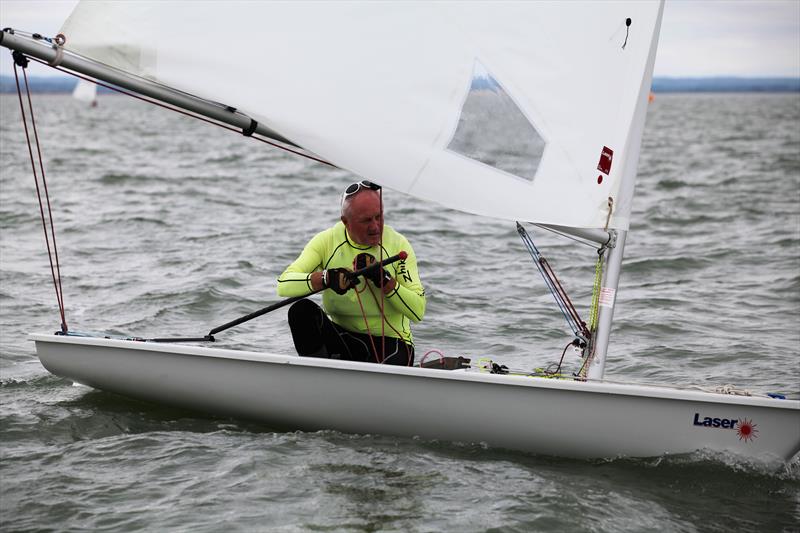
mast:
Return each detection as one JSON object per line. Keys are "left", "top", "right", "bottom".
{"left": 0, "top": 29, "right": 297, "bottom": 148}
{"left": 587, "top": 229, "right": 625, "bottom": 380}
{"left": 538, "top": 223, "right": 623, "bottom": 381}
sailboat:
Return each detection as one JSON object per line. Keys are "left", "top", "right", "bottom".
{"left": 71, "top": 77, "right": 97, "bottom": 106}
{"left": 1, "top": 1, "right": 798, "bottom": 462}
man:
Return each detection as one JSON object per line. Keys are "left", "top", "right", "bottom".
{"left": 277, "top": 180, "right": 425, "bottom": 365}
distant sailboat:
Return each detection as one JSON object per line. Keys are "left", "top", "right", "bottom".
{"left": 71, "top": 78, "right": 97, "bottom": 106}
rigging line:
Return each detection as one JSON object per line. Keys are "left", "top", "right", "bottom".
{"left": 378, "top": 187, "right": 386, "bottom": 359}
{"left": 548, "top": 340, "right": 575, "bottom": 376}
{"left": 517, "top": 224, "right": 587, "bottom": 339}
{"left": 21, "top": 68, "right": 67, "bottom": 318}
{"left": 364, "top": 282, "right": 406, "bottom": 343}
{"left": 537, "top": 258, "right": 580, "bottom": 331}
{"left": 540, "top": 257, "right": 582, "bottom": 323}
{"left": 529, "top": 251, "right": 578, "bottom": 333}
{"left": 539, "top": 257, "right": 585, "bottom": 332}
{"left": 13, "top": 60, "right": 67, "bottom": 331}
{"left": 540, "top": 345, "right": 569, "bottom": 377}
{"left": 588, "top": 247, "right": 606, "bottom": 332}
{"left": 356, "top": 277, "right": 408, "bottom": 364}
{"left": 353, "top": 289, "right": 382, "bottom": 363}
{"left": 575, "top": 351, "right": 590, "bottom": 381}
{"left": 26, "top": 56, "right": 335, "bottom": 168}
{"left": 12, "top": 60, "right": 66, "bottom": 325}
{"left": 530, "top": 250, "right": 581, "bottom": 334}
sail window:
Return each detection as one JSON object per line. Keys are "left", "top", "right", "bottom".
{"left": 447, "top": 61, "right": 545, "bottom": 182}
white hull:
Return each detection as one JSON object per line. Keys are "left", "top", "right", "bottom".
{"left": 33, "top": 334, "right": 800, "bottom": 461}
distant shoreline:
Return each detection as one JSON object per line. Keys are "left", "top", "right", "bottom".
{"left": 651, "top": 77, "right": 799, "bottom": 93}
{"left": 1, "top": 75, "right": 798, "bottom": 94}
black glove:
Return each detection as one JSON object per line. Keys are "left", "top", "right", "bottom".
{"left": 354, "top": 253, "right": 392, "bottom": 287}
{"left": 368, "top": 267, "right": 392, "bottom": 287}
{"left": 323, "top": 268, "right": 355, "bottom": 295}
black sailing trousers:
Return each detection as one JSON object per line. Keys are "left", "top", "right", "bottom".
{"left": 287, "top": 299, "right": 414, "bottom": 366}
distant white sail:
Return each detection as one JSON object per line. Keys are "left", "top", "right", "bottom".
{"left": 71, "top": 78, "right": 97, "bottom": 105}
{"left": 60, "top": 1, "right": 663, "bottom": 230}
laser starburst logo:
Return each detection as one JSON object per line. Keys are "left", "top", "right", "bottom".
{"left": 691, "top": 413, "right": 760, "bottom": 443}
{"left": 736, "top": 418, "right": 758, "bottom": 442}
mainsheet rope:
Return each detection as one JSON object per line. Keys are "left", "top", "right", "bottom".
{"left": 378, "top": 189, "right": 386, "bottom": 361}
{"left": 352, "top": 187, "right": 405, "bottom": 364}
{"left": 12, "top": 55, "right": 67, "bottom": 332}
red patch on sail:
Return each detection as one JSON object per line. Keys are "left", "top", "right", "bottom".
{"left": 597, "top": 146, "right": 613, "bottom": 175}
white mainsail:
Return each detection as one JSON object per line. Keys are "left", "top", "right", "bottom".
{"left": 59, "top": 1, "right": 663, "bottom": 230}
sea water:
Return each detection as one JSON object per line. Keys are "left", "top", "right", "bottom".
{"left": 1, "top": 92, "right": 798, "bottom": 532}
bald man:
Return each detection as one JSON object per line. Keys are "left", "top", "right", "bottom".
{"left": 277, "top": 180, "right": 425, "bottom": 365}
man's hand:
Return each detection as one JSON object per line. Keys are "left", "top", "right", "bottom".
{"left": 323, "top": 268, "right": 355, "bottom": 295}
{"left": 354, "top": 253, "right": 392, "bottom": 287}
{"left": 366, "top": 267, "right": 392, "bottom": 287}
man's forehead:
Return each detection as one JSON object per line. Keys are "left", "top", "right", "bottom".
{"left": 350, "top": 190, "right": 381, "bottom": 209}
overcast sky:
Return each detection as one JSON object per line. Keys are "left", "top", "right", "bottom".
{"left": 1, "top": 0, "right": 799, "bottom": 78}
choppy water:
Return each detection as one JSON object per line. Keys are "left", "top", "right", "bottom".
{"left": 1, "top": 92, "right": 798, "bottom": 532}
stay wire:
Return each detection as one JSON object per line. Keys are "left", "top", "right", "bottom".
{"left": 13, "top": 60, "right": 67, "bottom": 331}
{"left": 517, "top": 223, "right": 589, "bottom": 341}
{"left": 540, "top": 256, "right": 586, "bottom": 336}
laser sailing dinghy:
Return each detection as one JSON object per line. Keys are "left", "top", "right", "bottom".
{"left": 3, "top": 0, "right": 799, "bottom": 462}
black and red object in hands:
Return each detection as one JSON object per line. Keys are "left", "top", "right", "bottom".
{"left": 204, "top": 251, "right": 408, "bottom": 338}
{"left": 353, "top": 251, "right": 406, "bottom": 287}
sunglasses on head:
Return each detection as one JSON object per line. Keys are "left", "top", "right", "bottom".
{"left": 343, "top": 180, "right": 381, "bottom": 198}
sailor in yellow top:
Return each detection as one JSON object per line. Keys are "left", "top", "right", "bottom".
{"left": 278, "top": 180, "right": 425, "bottom": 365}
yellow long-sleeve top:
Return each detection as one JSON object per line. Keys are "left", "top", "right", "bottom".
{"left": 277, "top": 221, "right": 426, "bottom": 344}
